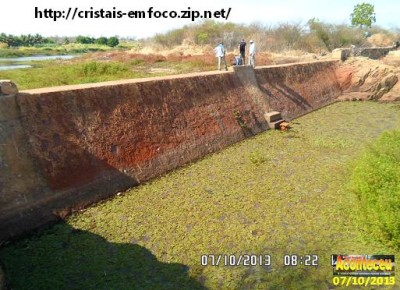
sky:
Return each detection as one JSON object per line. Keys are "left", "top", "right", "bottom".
{"left": 1, "top": 0, "right": 399, "bottom": 39}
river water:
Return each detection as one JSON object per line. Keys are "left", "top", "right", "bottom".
{"left": 0, "top": 55, "right": 76, "bottom": 71}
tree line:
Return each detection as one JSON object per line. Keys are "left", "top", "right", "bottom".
{"left": 0, "top": 33, "right": 54, "bottom": 47}
{"left": 0, "top": 33, "right": 119, "bottom": 48}
{"left": 74, "top": 36, "right": 119, "bottom": 47}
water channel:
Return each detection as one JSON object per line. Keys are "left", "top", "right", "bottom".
{"left": 0, "top": 55, "right": 76, "bottom": 71}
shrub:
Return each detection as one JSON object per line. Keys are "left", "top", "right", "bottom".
{"left": 95, "top": 37, "right": 108, "bottom": 45}
{"left": 350, "top": 130, "right": 400, "bottom": 248}
{"left": 75, "top": 36, "right": 95, "bottom": 44}
{"left": 154, "top": 28, "right": 186, "bottom": 47}
{"left": 107, "top": 37, "right": 119, "bottom": 47}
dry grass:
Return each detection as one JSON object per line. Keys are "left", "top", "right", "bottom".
{"left": 78, "top": 50, "right": 275, "bottom": 69}
{"left": 367, "top": 33, "right": 396, "bottom": 47}
{"left": 382, "top": 51, "right": 400, "bottom": 67}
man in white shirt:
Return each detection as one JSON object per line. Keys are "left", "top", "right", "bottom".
{"left": 214, "top": 42, "right": 228, "bottom": 71}
{"left": 249, "top": 40, "right": 256, "bottom": 68}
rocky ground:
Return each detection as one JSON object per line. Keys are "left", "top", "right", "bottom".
{"left": 336, "top": 51, "right": 400, "bottom": 102}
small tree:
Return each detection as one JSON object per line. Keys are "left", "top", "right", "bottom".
{"left": 95, "top": 37, "right": 108, "bottom": 45}
{"left": 308, "top": 18, "right": 331, "bottom": 50}
{"left": 107, "top": 36, "right": 119, "bottom": 47}
{"left": 350, "top": 3, "right": 376, "bottom": 28}
{"left": 76, "top": 36, "right": 95, "bottom": 44}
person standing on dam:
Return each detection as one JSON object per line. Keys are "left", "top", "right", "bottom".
{"left": 214, "top": 42, "right": 228, "bottom": 71}
{"left": 248, "top": 40, "right": 256, "bottom": 68}
{"left": 239, "top": 39, "right": 246, "bottom": 65}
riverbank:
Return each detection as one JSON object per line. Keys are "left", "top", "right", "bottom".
{"left": 0, "top": 43, "right": 136, "bottom": 58}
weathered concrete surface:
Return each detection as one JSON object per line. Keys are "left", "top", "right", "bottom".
{"left": 0, "top": 61, "right": 342, "bottom": 241}
{"left": 333, "top": 46, "right": 398, "bottom": 61}
{"left": 0, "top": 81, "right": 51, "bottom": 240}
{"left": 255, "top": 61, "right": 342, "bottom": 120}
{"left": 332, "top": 49, "right": 351, "bottom": 62}
{"left": 0, "top": 80, "right": 18, "bottom": 95}
{"left": 359, "top": 47, "right": 394, "bottom": 59}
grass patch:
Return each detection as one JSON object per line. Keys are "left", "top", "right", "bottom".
{"left": 350, "top": 130, "right": 400, "bottom": 249}
{"left": 0, "top": 61, "right": 136, "bottom": 90}
{"left": 0, "top": 60, "right": 165, "bottom": 90}
{"left": 74, "top": 61, "right": 129, "bottom": 77}
{"left": 249, "top": 150, "right": 270, "bottom": 165}
{"left": 150, "top": 58, "right": 215, "bottom": 74}
{"left": 129, "top": 59, "right": 145, "bottom": 66}
{"left": 313, "top": 137, "right": 353, "bottom": 149}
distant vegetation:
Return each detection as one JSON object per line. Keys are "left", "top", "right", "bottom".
{"left": 0, "top": 33, "right": 120, "bottom": 48}
{"left": 75, "top": 36, "right": 119, "bottom": 47}
{"left": 0, "top": 33, "right": 55, "bottom": 47}
{"left": 0, "top": 44, "right": 118, "bottom": 58}
{"left": 145, "top": 19, "right": 399, "bottom": 52}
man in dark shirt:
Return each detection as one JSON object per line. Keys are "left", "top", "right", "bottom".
{"left": 239, "top": 39, "right": 246, "bottom": 65}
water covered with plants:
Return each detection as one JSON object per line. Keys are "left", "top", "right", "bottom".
{"left": 1, "top": 101, "right": 399, "bottom": 289}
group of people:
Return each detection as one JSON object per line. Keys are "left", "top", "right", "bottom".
{"left": 214, "top": 39, "right": 256, "bottom": 71}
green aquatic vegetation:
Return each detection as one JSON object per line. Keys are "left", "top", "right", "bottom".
{"left": 249, "top": 150, "right": 270, "bottom": 165}
{"left": 1, "top": 102, "right": 400, "bottom": 289}
{"left": 350, "top": 129, "right": 400, "bottom": 249}
{"left": 312, "top": 136, "right": 353, "bottom": 149}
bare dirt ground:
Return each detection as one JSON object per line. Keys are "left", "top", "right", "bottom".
{"left": 86, "top": 43, "right": 325, "bottom": 68}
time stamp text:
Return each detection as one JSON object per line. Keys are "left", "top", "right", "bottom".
{"left": 201, "top": 254, "right": 396, "bottom": 287}
{"left": 201, "top": 254, "right": 318, "bottom": 267}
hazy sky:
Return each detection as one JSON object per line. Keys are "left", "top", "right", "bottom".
{"left": 1, "top": 0, "right": 399, "bottom": 39}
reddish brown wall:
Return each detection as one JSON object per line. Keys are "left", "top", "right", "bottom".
{"left": 256, "top": 61, "right": 341, "bottom": 120}
{"left": 0, "top": 60, "right": 341, "bottom": 241}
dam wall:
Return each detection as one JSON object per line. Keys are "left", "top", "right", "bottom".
{"left": 333, "top": 46, "right": 398, "bottom": 61}
{"left": 0, "top": 60, "right": 341, "bottom": 241}
{"left": 255, "top": 61, "right": 341, "bottom": 120}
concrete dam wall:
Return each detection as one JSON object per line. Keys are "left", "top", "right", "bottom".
{"left": 0, "top": 60, "right": 342, "bottom": 241}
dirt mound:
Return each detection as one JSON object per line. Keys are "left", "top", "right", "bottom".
{"left": 382, "top": 50, "right": 400, "bottom": 67}
{"left": 336, "top": 56, "right": 400, "bottom": 102}
{"left": 132, "top": 40, "right": 212, "bottom": 56}
{"left": 269, "top": 50, "right": 322, "bottom": 64}
{"left": 86, "top": 51, "right": 167, "bottom": 63}
{"left": 367, "top": 33, "right": 395, "bottom": 47}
